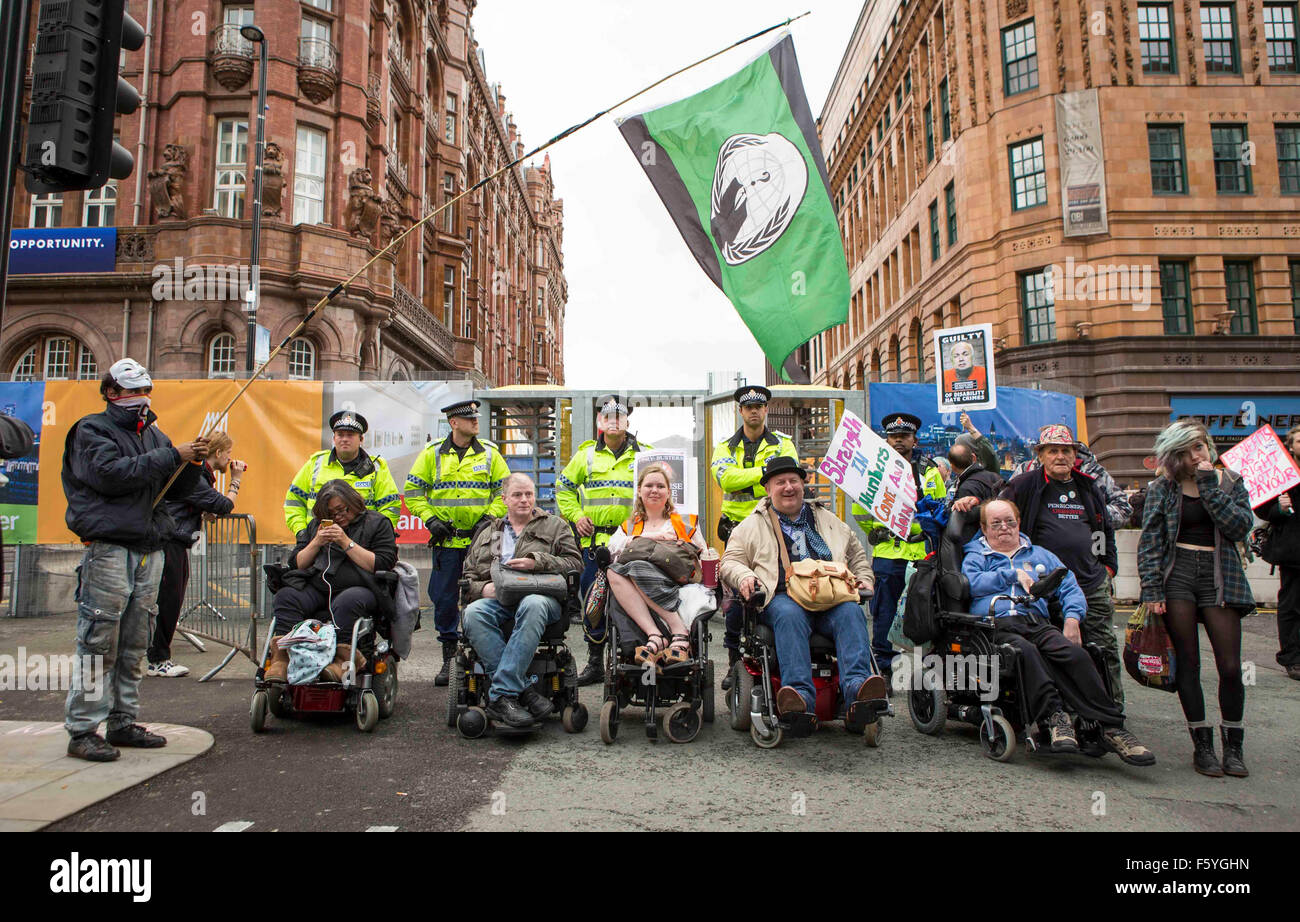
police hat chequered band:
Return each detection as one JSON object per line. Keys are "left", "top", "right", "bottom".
{"left": 441, "top": 401, "right": 479, "bottom": 419}
{"left": 737, "top": 389, "right": 768, "bottom": 405}
{"left": 599, "top": 400, "right": 628, "bottom": 416}
{"left": 884, "top": 415, "right": 918, "bottom": 433}
{"left": 1036, "top": 424, "right": 1078, "bottom": 447}
{"left": 331, "top": 412, "right": 366, "bottom": 433}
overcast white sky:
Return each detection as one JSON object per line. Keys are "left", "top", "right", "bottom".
{"left": 472, "top": 1, "right": 862, "bottom": 395}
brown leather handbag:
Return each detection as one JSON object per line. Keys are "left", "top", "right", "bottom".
{"left": 767, "top": 508, "right": 859, "bottom": 612}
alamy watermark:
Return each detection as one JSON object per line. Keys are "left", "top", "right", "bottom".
{"left": 891, "top": 647, "right": 1000, "bottom": 702}
{"left": 1044, "top": 257, "right": 1155, "bottom": 311}
{"left": 151, "top": 257, "right": 256, "bottom": 303}
{"left": 0, "top": 647, "right": 103, "bottom": 700}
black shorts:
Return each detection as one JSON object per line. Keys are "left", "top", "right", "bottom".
{"left": 1164, "top": 547, "right": 1217, "bottom": 607}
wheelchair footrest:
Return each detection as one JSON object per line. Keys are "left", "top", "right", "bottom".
{"left": 778, "top": 712, "right": 818, "bottom": 737}
{"left": 844, "top": 699, "right": 885, "bottom": 733}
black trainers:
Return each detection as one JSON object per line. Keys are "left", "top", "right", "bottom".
{"left": 1047, "top": 711, "right": 1079, "bottom": 753}
{"left": 67, "top": 732, "right": 120, "bottom": 762}
{"left": 518, "top": 686, "right": 554, "bottom": 720}
{"left": 485, "top": 695, "right": 538, "bottom": 729}
{"left": 105, "top": 724, "right": 167, "bottom": 748}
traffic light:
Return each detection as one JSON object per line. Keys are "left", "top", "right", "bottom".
{"left": 23, "top": 0, "right": 145, "bottom": 193}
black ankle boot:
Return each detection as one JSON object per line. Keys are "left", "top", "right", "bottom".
{"left": 721, "top": 648, "right": 741, "bottom": 691}
{"left": 435, "top": 641, "right": 456, "bottom": 687}
{"left": 575, "top": 642, "right": 604, "bottom": 687}
{"left": 1220, "top": 726, "right": 1248, "bottom": 777}
{"left": 1190, "top": 727, "right": 1224, "bottom": 777}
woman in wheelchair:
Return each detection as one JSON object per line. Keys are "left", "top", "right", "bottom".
{"left": 264, "top": 479, "right": 398, "bottom": 682}
{"left": 605, "top": 463, "right": 708, "bottom": 667}
{"left": 962, "top": 500, "right": 1154, "bottom": 765}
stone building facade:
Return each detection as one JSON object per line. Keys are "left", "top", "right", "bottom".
{"left": 813, "top": 0, "right": 1299, "bottom": 483}
{"left": 5, "top": 0, "right": 566, "bottom": 386}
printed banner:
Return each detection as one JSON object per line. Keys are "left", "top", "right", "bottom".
{"left": 1219, "top": 425, "right": 1300, "bottom": 509}
{"left": 1169, "top": 395, "right": 1300, "bottom": 452}
{"left": 9, "top": 227, "right": 116, "bottom": 274}
{"left": 818, "top": 409, "right": 917, "bottom": 540}
{"left": 934, "top": 322, "right": 996, "bottom": 412}
{"left": 1055, "top": 88, "right": 1109, "bottom": 237}
{"left": 0, "top": 383, "right": 46, "bottom": 544}
{"left": 635, "top": 449, "right": 696, "bottom": 516}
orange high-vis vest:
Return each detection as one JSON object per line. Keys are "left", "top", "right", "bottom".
{"left": 621, "top": 513, "right": 699, "bottom": 541}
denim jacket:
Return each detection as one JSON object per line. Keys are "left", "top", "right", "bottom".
{"left": 1137, "top": 468, "right": 1255, "bottom": 612}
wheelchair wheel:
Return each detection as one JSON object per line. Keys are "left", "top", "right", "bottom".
{"left": 663, "top": 702, "right": 701, "bottom": 744}
{"left": 979, "top": 713, "right": 1017, "bottom": 762}
{"left": 376, "top": 664, "right": 398, "bottom": 719}
{"left": 907, "top": 684, "right": 946, "bottom": 736}
{"left": 727, "top": 660, "right": 753, "bottom": 731}
{"left": 356, "top": 689, "right": 379, "bottom": 732}
{"left": 561, "top": 703, "right": 589, "bottom": 734}
{"left": 457, "top": 705, "right": 488, "bottom": 739}
{"left": 862, "top": 719, "right": 883, "bottom": 748}
{"left": 267, "top": 686, "right": 290, "bottom": 719}
{"left": 701, "top": 660, "right": 715, "bottom": 724}
{"left": 250, "top": 691, "right": 268, "bottom": 733}
{"left": 599, "top": 699, "right": 619, "bottom": 744}
{"left": 750, "top": 721, "right": 782, "bottom": 749}
{"left": 445, "top": 657, "right": 463, "bottom": 728}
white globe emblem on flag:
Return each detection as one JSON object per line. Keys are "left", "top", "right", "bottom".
{"left": 709, "top": 132, "right": 808, "bottom": 266}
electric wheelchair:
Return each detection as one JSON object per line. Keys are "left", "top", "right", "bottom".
{"left": 902, "top": 509, "right": 1117, "bottom": 762}
{"left": 725, "top": 590, "right": 892, "bottom": 749}
{"left": 250, "top": 564, "right": 399, "bottom": 734}
{"left": 447, "top": 572, "right": 589, "bottom": 738}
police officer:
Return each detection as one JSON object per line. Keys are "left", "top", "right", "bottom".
{"left": 710, "top": 385, "right": 797, "bottom": 687}
{"left": 284, "top": 411, "right": 400, "bottom": 538}
{"left": 852, "top": 412, "right": 946, "bottom": 675}
{"left": 405, "top": 399, "right": 510, "bottom": 685}
{"left": 557, "top": 395, "right": 650, "bottom": 686}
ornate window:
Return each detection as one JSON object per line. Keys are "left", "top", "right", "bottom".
{"left": 10, "top": 335, "right": 97, "bottom": 381}
{"left": 288, "top": 338, "right": 316, "bottom": 379}
{"left": 214, "top": 119, "right": 248, "bottom": 218}
{"left": 208, "top": 333, "right": 237, "bottom": 377}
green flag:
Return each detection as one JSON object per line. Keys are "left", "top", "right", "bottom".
{"left": 618, "top": 34, "right": 848, "bottom": 383}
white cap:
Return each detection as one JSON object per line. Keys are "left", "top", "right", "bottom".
{"left": 108, "top": 358, "right": 153, "bottom": 390}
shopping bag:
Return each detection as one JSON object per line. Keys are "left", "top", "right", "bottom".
{"left": 1123, "top": 603, "right": 1177, "bottom": 692}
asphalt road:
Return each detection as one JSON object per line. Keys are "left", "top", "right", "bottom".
{"left": 2, "top": 609, "right": 1297, "bottom": 831}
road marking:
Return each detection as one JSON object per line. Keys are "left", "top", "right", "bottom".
{"left": 214, "top": 820, "right": 254, "bottom": 832}
{"left": 365, "top": 825, "right": 398, "bottom": 832}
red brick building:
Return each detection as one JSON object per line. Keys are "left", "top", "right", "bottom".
{"left": 5, "top": 0, "right": 566, "bottom": 385}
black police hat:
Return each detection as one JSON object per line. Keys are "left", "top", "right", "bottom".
{"left": 734, "top": 385, "right": 772, "bottom": 406}
{"left": 882, "top": 412, "right": 922, "bottom": 434}
{"left": 596, "top": 394, "right": 631, "bottom": 416}
{"left": 441, "top": 399, "right": 481, "bottom": 419}
{"left": 330, "top": 410, "right": 368, "bottom": 434}
{"left": 759, "top": 454, "right": 808, "bottom": 487}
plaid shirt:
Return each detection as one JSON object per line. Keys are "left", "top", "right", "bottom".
{"left": 1137, "top": 468, "right": 1255, "bottom": 611}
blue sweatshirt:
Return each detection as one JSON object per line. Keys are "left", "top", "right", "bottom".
{"left": 961, "top": 532, "right": 1086, "bottom": 621}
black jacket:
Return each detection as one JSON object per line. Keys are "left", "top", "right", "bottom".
{"left": 1001, "top": 467, "right": 1118, "bottom": 576}
{"left": 61, "top": 405, "right": 182, "bottom": 551}
{"left": 162, "top": 462, "right": 234, "bottom": 546}
{"left": 283, "top": 511, "right": 400, "bottom": 620}
{"left": 1258, "top": 483, "right": 1300, "bottom": 567}
{"left": 954, "top": 463, "right": 1004, "bottom": 504}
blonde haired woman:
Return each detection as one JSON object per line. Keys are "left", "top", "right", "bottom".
{"left": 1138, "top": 419, "right": 1254, "bottom": 777}
{"left": 605, "top": 463, "right": 707, "bottom": 666}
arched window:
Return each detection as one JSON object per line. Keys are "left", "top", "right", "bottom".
{"left": 890, "top": 335, "right": 902, "bottom": 383}
{"left": 872, "top": 348, "right": 883, "bottom": 383}
{"left": 208, "top": 333, "right": 237, "bottom": 378}
{"left": 288, "top": 338, "right": 316, "bottom": 379}
{"left": 910, "top": 319, "right": 924, "bottom": 382}
{"left": 10, "top": 335, "right": 97, "bottom": 381}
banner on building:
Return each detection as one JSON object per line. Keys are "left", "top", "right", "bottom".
{"left": 618, "top": 33, "right": 849, "bottom": 383}
{"left": 8, "top": 228, "right": 116, "bottom": 274}
{"left": 1055, "top": 88, "right": 1108, "bottom": 237}
{"left": 933, "top": 322, "right": 996, "bottom": 412}
{"left": 0, "top": 383, "right": 46, "bottom": 544}
{"left": 634, "top": 449, "right": 696, "bottom": 516}
{"left": 1169, "top": 395, "right": 1300, "bottom": 453}
{"left": 1219, "top": 425, "right": 1300, "bottom": 509}
{"left": 818, "top": 410, "right": 917, "bottom": 540}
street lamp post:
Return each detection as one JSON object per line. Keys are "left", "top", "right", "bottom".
{"left": 241, "top": 24, "right": 268, "bottom": 375}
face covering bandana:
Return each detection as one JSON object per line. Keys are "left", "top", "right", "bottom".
{"left": 108, "top": 395, "right": 152, "bottom": 432}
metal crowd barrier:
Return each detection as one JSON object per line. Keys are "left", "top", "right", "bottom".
{"left": 177, "top": 514, "right": 260, "bottom": 681}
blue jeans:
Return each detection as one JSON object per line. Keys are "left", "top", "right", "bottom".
{"left": 578, "top": 548, "right": 601, "bottom": 597}
{"left": 761, "top": 593, "right": 874, "bottom": 712}
{"left": 65, "top": 542, "right": 164, "bottom": 737}
{"left": 428, "top": 546, "right": 468, "bottom": 643}
{"left": 868, "top": 556, "right": 909, "bottom": 668}
{"left": 463, "top": 594, "right": 563, "bottom": 701}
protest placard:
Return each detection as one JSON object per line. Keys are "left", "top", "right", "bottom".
{"left": 934, "top": 322, "right": 997, "bottom": 412}
{"left": 1219, "top": 424, "right": 1300, "bottom": 509}
{"left": 634, "top": 450, "right": 696, "bottom": 515}
{"left": 818, "top": 410, "right": 918, "bottom": 540}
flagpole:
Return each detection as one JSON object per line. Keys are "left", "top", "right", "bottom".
{"left": 151, "top": 11, "right": 813, "bottom": 507}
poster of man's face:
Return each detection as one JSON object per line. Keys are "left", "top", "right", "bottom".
{"left": 934, "top": 323, "right": 996, "bottom": 411}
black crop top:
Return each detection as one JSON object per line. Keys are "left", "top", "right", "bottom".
{"left": 1177, "top": 493, "right": 1216, "bottom": 546}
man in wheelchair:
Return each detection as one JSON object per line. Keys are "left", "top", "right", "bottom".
{"left": 721, "top": 456, "right": 886, "bottom": 725}
{"left": 961, "top": 500, "right": 1155, "bottom": 765}
{"left": 461, "top": 473, "right": 582, "bottom": 729}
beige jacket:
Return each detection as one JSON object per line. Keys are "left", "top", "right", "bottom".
{"left": 720, "top": 498, "right": 874, "bottom": 610}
